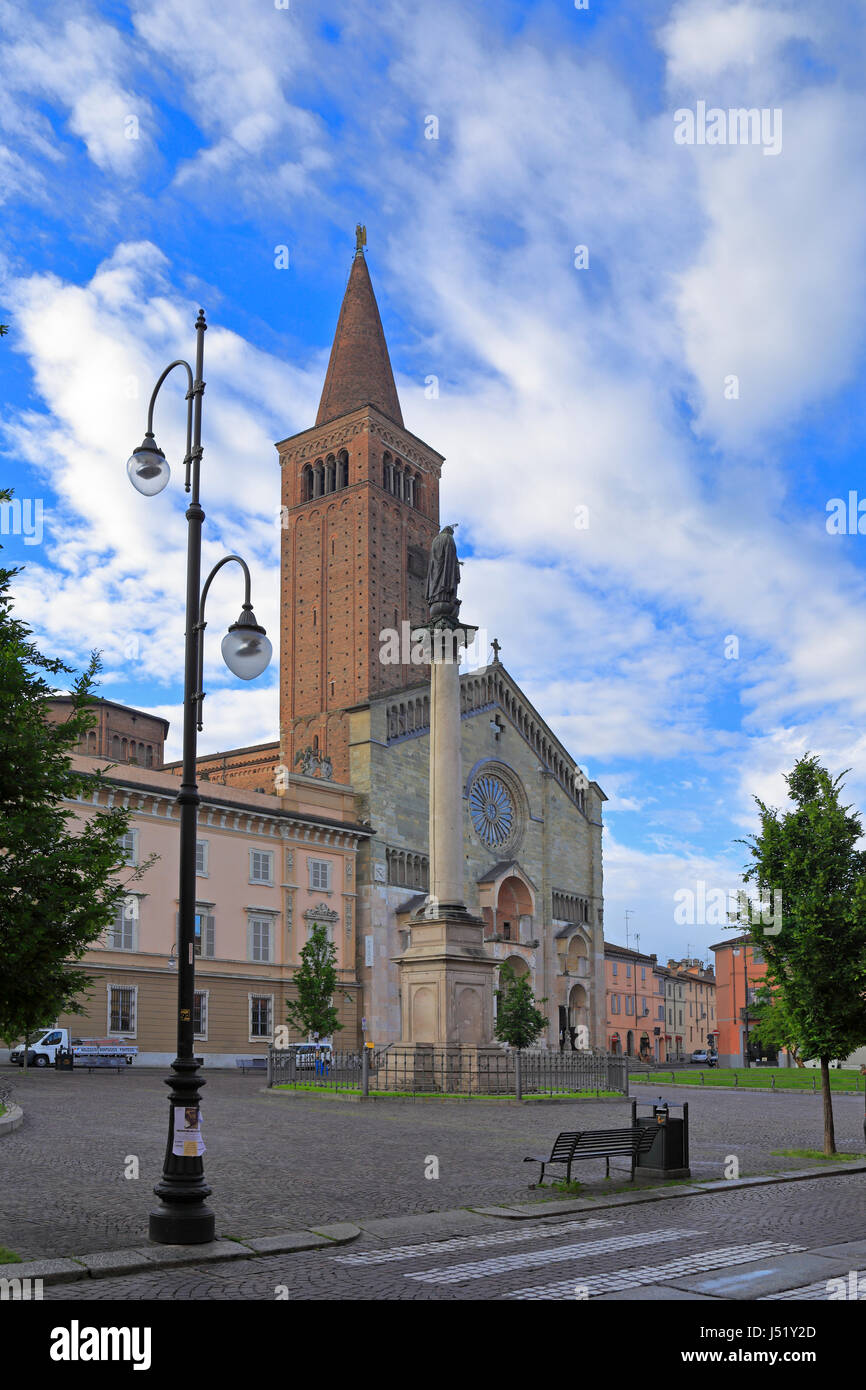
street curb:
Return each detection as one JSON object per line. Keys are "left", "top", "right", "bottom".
{"left": 0, "top": 1103, "right": 23, "bottom": 1136}
{"left": 0, "top": 1223, "right": 362, "bottom": 1287}
{"left": 467, "top": 1160, "right": 866, "bottom": 1219}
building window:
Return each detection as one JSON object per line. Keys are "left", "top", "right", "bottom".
{"left": 249, "top": 995, "right": 273, "bottom": 1039}
{"left": 365, "top": 935, "right": 374, "bottom": 967}
{"left": 626, "top": 964, "right": 631, "bottom": 979}
{"left": 119, "top": 830, "right": 138, "bottom": 867}
{"left": 108, "top": 900, "right": 137, "bottom": 951}
{"left": 194, "top": 911, "right": 215, "bottom": 959}
{"left": 658, "top": 1005, "right": 664, "bottom": 1021}
{"left": 193, "top": 991, "right": 208, "bottom": 1040}
{"left": 625, "top": 995, "right": 634, "bottom": 1015}
{"left": 612, "top": 962, "right": 618, "bottom": 977}
{"left": 641, "top": 966, "right": 646, "bottom": 982}
{"left": 248, "top": 915, "right": 273, "bottom": 963}
{"left": 250, "top": 850, "right": 274, "bottom": 885}
{"left": 108, "top": 985, "right": 136, "bottom": 1035}
{"left": 308, "top": 858, "right": 331, "bottom": 891}
{"left": 196, "top": 840, "right": 209, "bottom": 876}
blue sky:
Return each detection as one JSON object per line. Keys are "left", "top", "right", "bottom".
{"left": 3, "top": 0, "right": 866, "bottom": 964}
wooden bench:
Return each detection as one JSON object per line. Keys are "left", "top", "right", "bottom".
{"left": 235, "top": 1057, "right": 268, "bottom": 1075}
{"left": 524, "top": 1126, "right": 659, "bottom": 1185}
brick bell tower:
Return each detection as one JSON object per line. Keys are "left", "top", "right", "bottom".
{"left": 278, "top": 227, "right": 443, "bottom": 785}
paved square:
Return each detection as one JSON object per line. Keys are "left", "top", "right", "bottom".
{"left": 1, "top": 1070, "right": 864, "bottom": 1261}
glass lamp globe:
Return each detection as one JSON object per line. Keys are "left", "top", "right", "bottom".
{"left": 221, "top": 610, "right": 272, "bottom": 680}
{"left": 127, "top": 434, "right": 170, "bottom": 496}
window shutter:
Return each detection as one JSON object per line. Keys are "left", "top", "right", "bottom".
{"left": 205, "top": 915, "right": 215, "bottom": 958}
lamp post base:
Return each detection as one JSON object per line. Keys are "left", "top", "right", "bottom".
{"left": 149, "top": 1058, "right": 215, "bottom": 1245}
{"left": 149, "top": 1202, "right": 216, "bottom": 1246}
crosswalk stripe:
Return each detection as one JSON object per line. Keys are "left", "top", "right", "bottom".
{"left": 405, "top": 1227, "right": 702, "bottom": 1285}
{"left": 506, "top": 1240, "right": 807, "bottom": 1300}
{"left": 333, "top": 1218, "right": 620, "bottom": 1266}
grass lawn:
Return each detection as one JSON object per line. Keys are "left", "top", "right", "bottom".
{"left": 272, "top": 1084, "right": 623, "bottom": 1100}
{"left": 635, "top": 1068, "right": 863, "bottom": 1091}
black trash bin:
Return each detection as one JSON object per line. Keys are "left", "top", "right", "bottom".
{"left": 632, "top": 1098, "right": 690, "bottom": 1178}
{"left": 55, "top": 1049, "right": 74, "bottom": 1071}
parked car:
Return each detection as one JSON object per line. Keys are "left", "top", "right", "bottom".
{"left": 690, "top": 1049, "right": 718, "bottom": 1067}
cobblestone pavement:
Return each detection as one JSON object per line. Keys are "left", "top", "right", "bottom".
{"left": 40, "top": 1173, "right": 866, "bottom": 1301}
{"left": 1, "top": 1069, "right": 864, "bottom": 1261}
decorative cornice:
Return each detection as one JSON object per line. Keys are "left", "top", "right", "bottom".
{"left": 303, "top": 902, "right": 340, "bottom": 923}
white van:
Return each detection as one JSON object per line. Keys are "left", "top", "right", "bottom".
{"left": 9, "top": 1028, "right": 138, "bottom": 1067}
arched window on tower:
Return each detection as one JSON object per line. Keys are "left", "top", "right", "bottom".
{"left": 405, "top": 472, "right": 415, "bottom": 507}
{"left": 338, "top": 450, "right": 349, "bottom": 489}
{"left": 302, "top": 464, "right": 313, "bottom": 502}
{"left": 383, "top": 452, "right": 394, "bottom": 493}
{"left": 314, "top": 460, "right": 324, "bottom": 497}
{"left": 394, "top": 463, "right": 404, "bottom": 500}
{"left": 325, "top": 455, "right": 337, "bottom": 493}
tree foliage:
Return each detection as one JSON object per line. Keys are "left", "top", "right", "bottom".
{"left": 0, "top": 510, "right": 136, "bottom": 1052}
{"left": 284, "top": 923, "right": 342, "bottom": 1040}
{"left": 494, "top": 963, "right": 548, "bottom": 1051}
{"left": 737, "top": 754, "right": 866, "bottom": 1152}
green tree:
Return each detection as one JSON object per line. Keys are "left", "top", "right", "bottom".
{"left": 749, "top": 987, "right": 805, "bottom": 1067}
{"left": 0, "top": 510, "right": 138, "bottom": 1067}
{"left": 738, "top": 754, "right": 866, "bottom": 1153}
{"left": 494, "top": 963, "right": 548, "bottom": 1050}
{"left": 285, "top": 923, "right": 342, "bottom": 1040}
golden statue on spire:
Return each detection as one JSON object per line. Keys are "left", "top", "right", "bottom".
{"left": 355, "top": 223, "right": 367, "bottom": 253}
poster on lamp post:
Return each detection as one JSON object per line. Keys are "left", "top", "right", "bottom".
{"left": 171, "top": 1105, "right": 205, "bottom": 1158}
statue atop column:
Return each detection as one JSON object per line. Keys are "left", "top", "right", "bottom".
{"left": 426, "top": 524, "right": 461, "bottom": 623}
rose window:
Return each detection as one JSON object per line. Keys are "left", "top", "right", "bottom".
{"left": 469, "top": 775, "right": 515, "bottom": 849}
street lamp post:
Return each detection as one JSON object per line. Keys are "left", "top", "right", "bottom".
{"left": 127, "top": 310, "right": 272, "bottom": 1245}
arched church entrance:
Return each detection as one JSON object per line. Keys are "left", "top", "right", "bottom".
{"left": 496, "top": 875, "right": 533, "bottom": 943}
{"left": 567, "top": 982, "right": 589, "bottom": 1051}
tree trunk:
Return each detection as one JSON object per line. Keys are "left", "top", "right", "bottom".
{"left": 820, "top": 1056, "right": 836, "bottom": 1156}
{"left": 21, "top": 1031, "right": 29, "bottom": 1077}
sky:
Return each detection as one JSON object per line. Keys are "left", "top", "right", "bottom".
{"left": 2, "top": 0, "right": 866, "bottom": 967}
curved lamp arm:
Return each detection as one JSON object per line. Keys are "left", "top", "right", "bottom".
{"left": 129, "top": 311, "right": 207, "bottom": 499}
{"left": 193, "top": 554, "right": 271, "bottom": 731}
{"left": 145, "top": 359, "right": 197, "bottom": 493}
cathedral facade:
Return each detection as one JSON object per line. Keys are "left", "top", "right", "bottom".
{"left": 274, "top": 236, "right": 607, "bottom": 1050}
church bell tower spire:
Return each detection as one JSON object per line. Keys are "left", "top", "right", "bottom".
{"left": 276, "top": 231, "right": 444, "bottom": 784}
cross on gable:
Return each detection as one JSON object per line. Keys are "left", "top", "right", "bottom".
{"left": 490, "top": 714, "right": 504, "bottom": 740}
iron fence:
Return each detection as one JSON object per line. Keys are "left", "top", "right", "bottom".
{"left": 267, "top": 1046, "right": 629, "bottom": 1098}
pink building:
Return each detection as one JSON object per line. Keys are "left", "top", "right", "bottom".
{"left": 55, "top": 748, "right": 372, "bottom": 1064}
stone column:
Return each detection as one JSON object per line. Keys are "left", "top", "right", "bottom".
{"left": 427, "top": 631, "right": 465, "bottom": 914}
